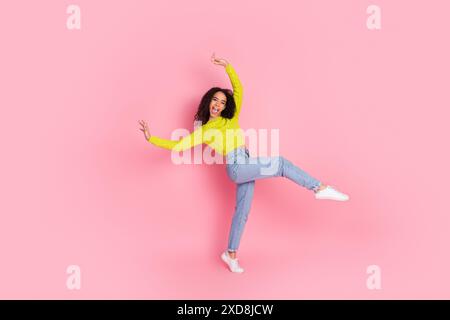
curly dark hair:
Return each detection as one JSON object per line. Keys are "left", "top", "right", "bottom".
{"left": 194, "top": 87, "right": 236, "bottom": 125}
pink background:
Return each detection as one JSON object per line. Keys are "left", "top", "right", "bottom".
{"left": 1, "top": 0, "right": 449, "bottom": 299}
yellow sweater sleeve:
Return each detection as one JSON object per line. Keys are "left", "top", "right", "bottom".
{"left": 148, "top": 125, "right": 204, "bottom": 152}
{"left": 225, "top": 64, "right": 243, "bottom": 119}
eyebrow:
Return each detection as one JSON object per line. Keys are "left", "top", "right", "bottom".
{"left": 213, "top": 97, "right": 227, "bottom": 103}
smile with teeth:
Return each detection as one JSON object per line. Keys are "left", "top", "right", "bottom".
{"left": 212, "top": 106, "right": 220, "bottom": 114}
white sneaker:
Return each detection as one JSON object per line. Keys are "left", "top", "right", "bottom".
{"left": 221, "top": 251, "right": 244, "bottom": 273}
{"left": 315, "top": 186, "right": 349, "bottom": 201}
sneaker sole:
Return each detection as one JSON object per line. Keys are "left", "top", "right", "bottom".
{"left": 221, "top": 253, "right": 244, "bottom": 273}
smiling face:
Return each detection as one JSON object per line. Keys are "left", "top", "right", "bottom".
{"left": 209, "top": 91, "right": 227, "bottom": 120}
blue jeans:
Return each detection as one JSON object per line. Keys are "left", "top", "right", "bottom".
{"left": 225, "top": 146, "right": 321, "bottom": 252}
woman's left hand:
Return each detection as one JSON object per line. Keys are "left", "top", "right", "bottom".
{"left": 211, "top": 52, "right": 229, "bottom": 67}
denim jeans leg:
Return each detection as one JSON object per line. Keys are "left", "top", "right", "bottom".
{"left": 227, "top": 180, "right": 255, "bottom": 252}
{"left": 233, "top": 155, "right": 321, "bottom": 191}
{"left": 279, "top": 156, "right": 322, "bottom": 191}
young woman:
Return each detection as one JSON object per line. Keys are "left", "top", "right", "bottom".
{"left": 139, "top": 53, "right": 349, "bottom": 273}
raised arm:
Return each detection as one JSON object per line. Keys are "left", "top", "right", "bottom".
{"left": 211, "top": 53, "right": 243, "bottom": 119}
{"left": 225, "top": 63, "right": 243, "bottom": 118}
{"left": 139, "top": 119, "right": 204, "bottom": 151}
{"left": 147, "top": 125, "right": 204, "bottom": 152}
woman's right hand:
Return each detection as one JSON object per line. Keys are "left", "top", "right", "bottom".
{"left": 138, "top": 120, "right": 151, "bottom": 141}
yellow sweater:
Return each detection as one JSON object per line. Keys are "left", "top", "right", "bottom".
{"left": 148, "top": 64, "right": 245, "bottom": 155}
